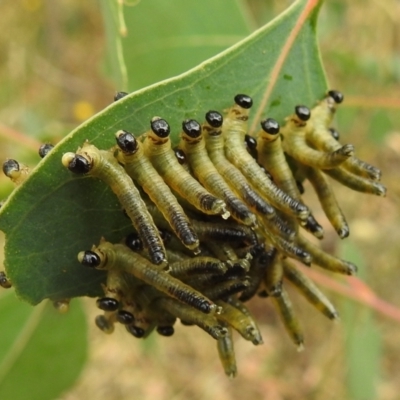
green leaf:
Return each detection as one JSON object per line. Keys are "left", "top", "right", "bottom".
{"left": 0, "top": 293, "right": 87, "bottom": 400}
{"left": 0, "top": 0, "right": 327, "bottom": 304}
{"left": 101, "top": 0, "right": 253, "bottom": 90}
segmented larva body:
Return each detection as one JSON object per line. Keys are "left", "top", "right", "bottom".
{"left": 283, "top": 259, "right": 339, "bottom": 320}
{"left": 62, "top": 143, "right": 168, "bottom": 268}
{"left": 272, "top": 287, "right": 304, "bottom": 350}
{"left": 143, "top": 117, "right": 229, "bottom": 218}
{"left": 216, "top": 325, "right": 237, "bottom": 378}
{"left": 306, "top": 92, "right": 382, "bottom": 181}
{"left": 216, "top": 299, "right": 263, "bottom": 345}
{"left": 257, "top": 118, "right": 324, "bottom": 239}
{"left": 222, "top": 95, "right": 310, "bottom": 221}
{"left": 280, "top": 105, "right": 355, "bottom": 169}
{"left": 180, "top": 119, "right": 257, "bottom": 227}
{"left": 203, "top": 111, "right": 275, "bottom": 219}
{"left": 115, "top": 130, "right": 200, "bottom": 254}
{"left": 301, "top": 164, "right": 350, "bottom": 238}
{"left": 79, "top": 241, "right": 220, "bottom": 315}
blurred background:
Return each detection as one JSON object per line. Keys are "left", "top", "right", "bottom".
{"left": 0, "top": 0, "right": 399, "bottom": 399}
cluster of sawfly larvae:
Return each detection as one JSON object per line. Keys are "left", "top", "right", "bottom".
{"left": 1, "top": 91, "right": 386, "bottom": 378}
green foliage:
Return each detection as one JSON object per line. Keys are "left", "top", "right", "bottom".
{"left": 101, "top": 0, "right": 253, "bottom": 90}
{"left": 0, "top": 0, "right": 326, "bottom": 305}
{"left": 0, "top": 294, "right": 87, "bottom": 400}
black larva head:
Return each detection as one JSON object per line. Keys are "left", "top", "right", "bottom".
{"left": 260, "top": 118, "right": 280, "bottom": 134}
{"left": 2, "top": 159, "right": 19, "bottom": 177}
{"left": 205, "top": 111, "right": 223, "bottom": 128}
{"left": 79, "top": 250, "right": 101, "bottom": 268}
{"left": 157, "top": 325, "right": 174, "bottom": 336}
{"left": 125, "top": 324, "right": 145, "bottom": 338}
{"left": 329, "top": 128, "right": 340, "bottom": 140}
{"left": 63, "top": 153, "right": 91, "bottom": 174}
{"left": 96, "top": 297, "right": 119, "bottom": 312}
{"left": 114, "top": 91, "right": 128, "bottom": 101}
{"left": 116, "top": 130, "right": 138, "bottom": 153}
{"left": 182, "top": 119, "right": 201, "bottom": 138}
{"left": 38, "top": 143, "right": 54, "bottom": 158}
{"left": 125, "top": 232, "right": 143, "bottom": 251}
{"left": 327, "top": 90, "right": 344, "bottom": 104}
{"left": 234, "top": 94, "right": 253, "bottom": 109}
{"left": 174, "top": 148, "right": 186, "bottom": 165}
{"left": 151, "top": 118, "right": 170, "bottom": 138}
{"left": 117, "top": 310, "right": 135, "bottom": 325}
{"left": 95, "top": 315, "right": 114, "bottom": 333}
{"left": 0, "top": 271, "right": 12, "bottom": 289}
{"left": 295, "top": 105, "right": 311, "bottom": 121}
{"left": 245, "top": 134, "right": 257, "bottom": 149}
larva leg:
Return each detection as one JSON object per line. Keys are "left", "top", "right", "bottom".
{"left": 115, "top": 130, "right": 200, "bottom": 254}
{"left": 283, "top": 259, "right": 339, "bottom": 320}
{"left": 62, "top": 143, "right": 167, "bottom": 268}
{"left": 239, "top": 246, "right": 276, "bottom": 302}
{"left": 206, "top": 241, "right": 252, "bottom": 271}
{"left": 143, "top": 118, "right": 229, "bottom": 218}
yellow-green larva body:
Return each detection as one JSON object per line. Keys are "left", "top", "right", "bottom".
{"left": 223, "top": 106, "right": 309, "bottom": 221}
{"left": 216, "top": 300, "right": 263, "bottom": 345}
{"left": 217, "top": 325, "right": 237, "bottom": 378}
{"left": 297, "top": 235, "right": 357, "bottom": 275}
{"left": 281, "top": 118, "right": 354, "bottom": 169}
{"left": 154, "top": 297, "right": 227, "bottom": 340}
{"left": 283, "top": 260, "right": 338, "bottom": 320}
{"left": 116, "top": 137, "right": 200, "bottom": 254}
{"left": 169, "top": 257, "right": 227, "bottom": 278}
{"left": 302, "top": 164, "right": 349, "bottom": 238}
{"left": 180, "top": 128, "right": 256, "bottom": 227}
{"left": 307, "top": 96, "right": 381, "bottom": 181}
{"left": 203, "top": 121, "right": 276, "bottom": 220}
{"left": 91, "top": 241, "right": 218, "bottom": 315}
{"left": 323, "top": 167, "right": 386, "bottom": 197}
{"left": 66, "top": 143, "right": 167, "bottom": 268}
{"left": 143, "top": 128, "right": 229, "bottom": 218}
{"left": 272, "top": 287, "right": 304, "bottom": 350}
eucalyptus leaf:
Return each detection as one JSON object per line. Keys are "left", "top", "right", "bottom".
{"left": 0, "top": 0, "right": 327, "bottom": 304}
{"left": 101, "top": 0, "right": 253, "bottom": 90}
